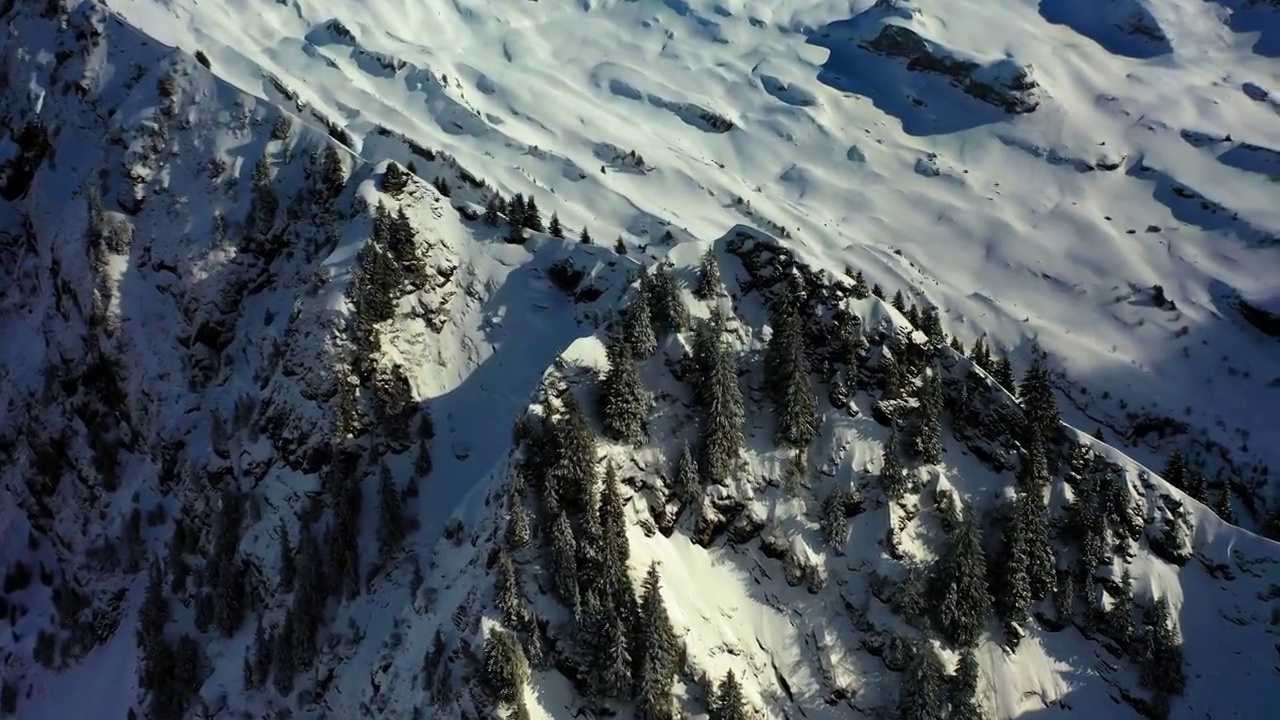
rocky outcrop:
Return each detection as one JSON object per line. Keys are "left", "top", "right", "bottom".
{"left": 862, "top": 24, "right": 1040, "bottom": 113}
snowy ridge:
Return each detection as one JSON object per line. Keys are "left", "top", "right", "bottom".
{"left": 414, "top": 227, "right": 1280, "bottom": 720}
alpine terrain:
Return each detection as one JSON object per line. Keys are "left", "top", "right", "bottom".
{"left": 1, "top": 0, "right": 1278, "bottom": 719}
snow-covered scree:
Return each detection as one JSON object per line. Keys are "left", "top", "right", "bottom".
{"left": 0, "top": 1, "right": 1278, "bottom": 720}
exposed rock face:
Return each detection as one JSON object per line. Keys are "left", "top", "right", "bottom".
{"left": 862, "top": 24, "right": 1040, "bottom": 113}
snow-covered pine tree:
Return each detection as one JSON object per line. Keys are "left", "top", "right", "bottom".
{"left": 495, "top": 549, "right": 528, "bottom": 630}
{"left": 547, "top": 390, "right": 599, "bottom": 516}
{"left": 549, "top": 508, "right": 582, "bottom": 614}
{"left": 1213, "top": 485, "right": 1235, "bottom": 523}
{"left": 649, "top": 264, "right": 690, "bottom": 336}
{"left": 851, "top": 270, "right": 869, "bottom": 299}
{"left": 765, "top": 279, "right": 818, "bottom": 448}
{"left": 599, "top": 464, "right": 636, "bottom": 618}
{"left": 896, "top": 640, "right": 947, "bottom": 720}
{"left": 881, "top": 422, "right": 911, "bottom": 500}
{"left": 483, "top": 196, "right": 501, "bottom": 226}
{"left": 1018, "top": 349, "right": 1060, "bottom": 445}
{"left": 914, "top": 370, "right": 943, "bottom": 464}
{"left": 580, "top": 225, "right": 593, "bottom": 244}
{"left": 891, "top": 289, "right": 908, "bottom": 314}
{"left": 878, "top": 347, "right": 904, "bottom": 401}
{"left": 949, "top": 647, "right": 987, "bottom": 720}
{"left": 481, "top": 627, "right": 530, "bottom": 706}
{"left": 694, "top": 309, "right": 745, "bottom": 487}
{"left": 377, "top": 462, "right": 406, "bottom": 563}
{"left": 1162, "top": 450, "right": 1186, "bottom": 491}
{"left": 992, "top": 357, "right": 1015, "bottom": 394}
{"left": 932, "top": 508, "right": 993, "bottom": 648}
{"left": 710, "top": 670, "right": 749, "bottom": 720}
{"left": 506, "top": 476, "right": 532, "bottom": 549}
{"left": 1019, "top": 482, "right": 1057, "bottom": 605}
{"left": 625, "top": 279, "right": 659, "bottom": 359}
{"left": 587, "top": 602, "right": 633, "bottom": 702}
{"left": 996, "top": 491, "right": 1033, "bottom": 628}
{"left": 819, "top": 488, "right": 849, "bottom": 548}
{"left": 695, "top": 246, "right": 722, "bottom": 300}
{"left": 674, "top": 441, "right": 701, "bottom": 508}
{"left": 1137, "top": 597, "right": 1186, "bottom": 705}
{"left": 278, "top": 521, "right": 295, "bottom": 593}
{"left": 633, "top": 563, "right": 677, "bottom": 720}
{"left": 524, "top": 195, "right": 544, "bottom": 232}
{"left": 1107, "top": 567, "right": 1136, "bottom": 649}
{"left": 600, "top": 324, "right": 648, "bottom": 443}
{"left": 549, "top": 211, "right": 564, "bottom": 239}
{"left": 969, "top": 336, "right": 991, "bottom": 371}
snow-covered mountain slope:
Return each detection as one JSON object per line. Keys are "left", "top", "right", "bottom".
{"left": 1, "top": 1, "right": 1279, "bottom": 720}
{"left": 98, "top": 0, "right": 1280, "bottom": 507}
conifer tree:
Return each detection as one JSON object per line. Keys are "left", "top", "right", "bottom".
{"left": 600, "top": 325, "right": 648, "bottom": 443}
{"left": 851, "top": 271, "right": 869, "bottom": 299}
{"left": 710, "top": 671, "right": 748, "bottom": 720}
{"left": 915, "top": 371, "right": 943, "bottom": 464}
{"left": 992, "top": 357, "right": 1015, "bottom": 394}
{"left": 892, "top": 290, "right": 908, "bottom": 314}
{"left": 694, "top": 310, "right": 745, "bottom": 487}
{"left": 881, "top": 423, "right": 911, "bottom": 500}
{"left": 377, "top": 462, "right": 405, "bottom": 562}
{"left": 506, "top": 477, "right": 532, "bottom": 549}
{"left": 879, "top": 348, "right": 904, "bottom": 401}
{"left": 1162, "top": 450, "right": 1186, "bottom": 492}
{"left": 525, "top": 196, "right": 544, "bottom": 232}
{"left": 614, "top": 235, "right": 627, "bottom": 254}
{"left": 549, "top": 212, "right": 564, "bottom": 239}
{"left": 1020, "top": 486, "right": 1057, "bottom": 604}
{"left": 920, "top": 305, "right": 944, "bottom": 346}
{"left": 481, "top": 628, "right": 530, "bottom": 706}
{"left": 495, "top": 549, "right": 527, "bottom": 630}
{"left": 649, "top": 265, "right": 690, "bottom": 336}
{"left": 549, "top": 508, "right": 581, "bottom": 612}
{"left": 547, "top": 390, "right": 598, "bottom": 515}
{"left": 766, "top": 280, "right": 818, "bottom": 448}
{"left": 580, "top": 226, "right": 593, "bottom": 244}
{"left": 625, "top": 281, "right": 659, "bottom": 359}
{"left": 1019, "top": 350, "right": 1060, "bottom": 445}
{"left": 1107, "top": 567, "right": 1135, "bottom": 649}
{"left": 674, "top": 442, "right": 701, "bottom": 508}
{"left": 1136, "top": 598, "right": 1186, "bottom": 701}
{"left": 599, "top": 464, "right": 634, "bottom": 614}
{"left": 278, "top": 521, "right": 295, "bottom": 593}
{"left": 483, "top": 197, "right": 501, "bottom": 227}
{"left": 896, "top": 640, "right": 947, "bottom": 720}
{"left": 587, "top": 602, "right": 633, "bottom": 702}
{"left": 695, "top": 247, "right": 723, "bottom": 300}
{"left": 872, "top": 283, "right": 885, "bottom": 300}
{"left": 820, "top": 488, "right": 849, "bottom": 548}
{"left": 508, "top": 194, "right": 526, "bottom": 227}
{"left": 933, "top": 509, "right": 993, "bottom": 648}
{"left": 1186, "top": 469, "right": 1207, "bottom": 503}
{"left": 252, "top": 620, "right": 271, "bottom": 689}
{"left": 949, "top": 648, "right": 986, "bottom": 720}
{"left": 1213, "top": 485, "right": 1235, "bottom": 523}
{"left": 633, "top": 564, "right": 677, "bottom": 720}
{"left": 970, "top": 336, "right": 991, "bottom": 372}
{"left": 248, "top": 154, "right": 279, "bottom": 245}
{"left": 997, "top": 494, "right": 1033, "bottom": 628}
